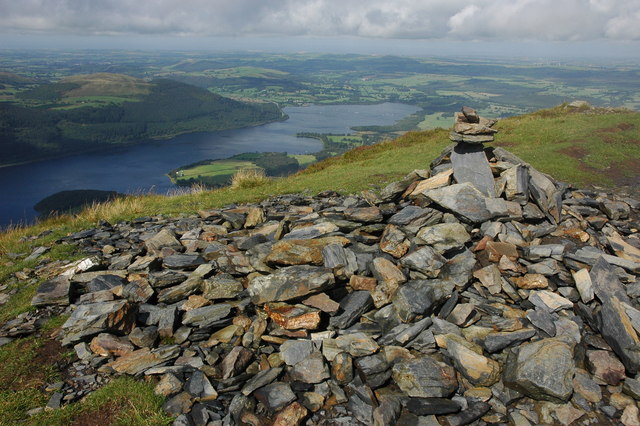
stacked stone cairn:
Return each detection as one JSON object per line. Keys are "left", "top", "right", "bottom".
{"left": 6, "top": 106, "right": 640, "bottom": 425}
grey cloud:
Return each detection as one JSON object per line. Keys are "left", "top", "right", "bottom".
{"left": 1, "top": 0, "right": 639, "bottom": 41}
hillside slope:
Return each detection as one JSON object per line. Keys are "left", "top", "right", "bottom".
{"left": 0, "top": 104, "right": 638, "bottom": 423}
{"left": 0, "top": 74, "right": 285, "bottom": 167}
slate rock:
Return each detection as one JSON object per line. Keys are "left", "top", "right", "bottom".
{"left": 400, "top": 246, "right": 446, "bottom": 278}
{"left": 329, "top": 291, "right": 374, "bottom": 330}
{"left": 248, "top": 265, "right": 335, "bottom": 304}
{"left": 289, "top": 351, "right": 330, "bottom": 384}
{"left": 451, "top": 142, "right": 496, "bottom": 197}
{"left": 241, "top": 367, "right": 283, "bottom": 395}
{"left": 483, "top": 329, "right": 536, "bottom": 353}
{"left": 282, "top": 222, "right": 339, "bottom": 240}
{"left": 446, "top": 339, "right": 501, "bottom": 386}
{"left": 202, "top": 274, "right": 244, "bottom": 300}
{"left": 504, "top": 338, "right": 575, "bottom": 402}
{"left": 182, "top": 304, "right": 231, "bottom": 328}
{"left": 417, "top": 222, "right": 471, "bottom": 253}
{"left": 108, "top": 345, "right": 181, "bottom": 375}
{"left": 145, "top": 228, "right": 182, "bottom": 253}
{"left": 391, "top": 355, "right": 457, "bottom": 398}
{"left": 128, "top": 326, "right": 158, "bottom": 348}
{"left": 31, "top": 276, "right": 71, "bottom": 307}
{"left": 406, "top": 397, "right": 461, "bottom": 415}
{"left": 424, "top": 183, "right": 502, "bottom": 223}
{"left": 393, "top": 279, "right": 454, "bottom": 322}
{"left": 86, "top": 274, "right": 125, "bottom": 292}
{"left": 590, "top": 257, "right": 640, "bottom": 374}
{"left": 163, "top": 254, "right": 205, "bottom": 270}
{"left": 163, "top": 391, "right": 193, "bottom": 416}
{"left": 62, "top": 300, "right": 137, "bottom": 345}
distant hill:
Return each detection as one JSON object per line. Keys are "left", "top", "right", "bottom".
{"left": 0, "top": 73, "right": 286, "bottom": 166}
{"left": 34, "top": 189, "right": 123, "bottom": 217}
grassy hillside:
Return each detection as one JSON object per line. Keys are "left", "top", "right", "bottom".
{"left": 0, "top": 104, "right": 638, "bottom": 423}
{"left": 0, "top": 74, "right": 285, "bottom": 167}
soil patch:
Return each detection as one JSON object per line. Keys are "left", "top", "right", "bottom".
{"left": 559, "top": 145, "right": 589, "bottom": 159}
{"left": 70, "top": 401, "right": 121, "bottom": 426}
{"left": 596, "top": 122, "right": 636, "bottom": 133}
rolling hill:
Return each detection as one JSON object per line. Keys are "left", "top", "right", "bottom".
{"left": 0, "top": 73, "right": 286, "bottom": 166}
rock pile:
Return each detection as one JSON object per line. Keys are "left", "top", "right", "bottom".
{"left": 8, "top": 108, "right": 640, "bottom": 425}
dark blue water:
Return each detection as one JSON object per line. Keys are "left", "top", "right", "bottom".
{"left": 0, "top": 103, "right": 419, "bottom": 226}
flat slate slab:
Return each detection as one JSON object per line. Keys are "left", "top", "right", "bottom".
{"left": 450, "top": 143, "right": 496, "bottom": 197}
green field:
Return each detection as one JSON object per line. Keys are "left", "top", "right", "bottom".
{"left": 170, "top": 160, "right": 256, "bottom": 185}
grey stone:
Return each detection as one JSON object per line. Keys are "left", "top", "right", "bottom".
{"left": 128, "top": 326, "right": 158, "bottom": 348}
{"left": 451, "top": 142, "right": 496, "bottom": 197}
{"left": 289, "top": 351, "right": 330, "bottom": 383}
{"left": 323, "top": 244, "right": 358, "bottom": 278}
{"left": 417, "top": 223, "right": 471, "bottom": 253}
{"left": 282, "top": 222, "right": 339, "bottom": 240}
{"left": 504, "top": 338, "right": 575, "bottom": 402}
{"left": 590, "top": 257, "right": 640, "bottom": 374}
{"left": 31, "top": 276, "right": 70, "bottom": 307}
{"left": 406, "top": 398, "right": 461, "bottom": 415}
{"left": 400, "top": 246, "right": 446, "bottom": 277}
{"left": 391, "top": 355, "right": 457, "bottom": 397}
{"left": 62, "top": 300, "right": 137, "bottom": 345}
{"left": 329, "top": 291, "right": 374, "bottom": 330}
{"left": 483, "top": 329, "right": 536, "bottom": 353}
{"left": 424, "top": 183, "right": 502, "bottom": 224}
{"left": 441, "top": 400, "right": 491, "bottom": 426}
{"left": 392, "top": 279, "right": 454, "bottom": 322}
{"left": 202, "top": 274, "right": 243, "bottom": 300}
{"left": 182, "top": 304, "right": 231, "bottom": 328}
{"left": 248, "top": 265, "right": 335, "bottom": 304}
{"left": 163, "top": 254, "right": 205, "bottom": 270}
{"left": 86, "top": 274, "right": 125, "bottom": 292}
{"left": 280, "top": 340, "right": 316, "bottom": 366}
{"left": 145, "top": 228, "right": 182, "bottom": 253}
{"left": 241, "top": 367, "right": 283, "bottom": 395}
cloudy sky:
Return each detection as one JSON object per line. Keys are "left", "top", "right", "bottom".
{"left": 1, "top": 0, "right": 639, "bottom": 57}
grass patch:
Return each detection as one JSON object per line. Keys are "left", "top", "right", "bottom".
{"left": 231, "top": 167, "right": 270, "bottom": 189}
{"left": 31, "top": 377, "right": 172, "bottom": 425}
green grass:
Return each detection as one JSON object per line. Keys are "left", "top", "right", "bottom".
{"left": 172, "top": 160, "right": 255, "bottom": 184}
{"left": 291, "top": 154, "right": 317, "bottom": 166}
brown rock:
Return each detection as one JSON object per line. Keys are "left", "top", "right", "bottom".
{"left": 107, "top": 346, "right": 180, "bottom": 375}
{"left": 265, "top": 303, "right": 321, "bottom": 330}
{"left": 587, "top": 350, "right": 626, "bottom": 385}
{"left": 349, "top": 275, "right": 377, "bottom": 292}
{"left": 265, "top": 237, "right": 349, "bottom": 266}
{"left": 380, "top": 224, "right": 411, "bottom": 258}
{"left": 245, "top": 207, "right": 266, "bottom": 228}
{"left": 220, "top": 346, "right": 254, "bottom": 379}
{"left": 302, "top": 293, "right": 340, "bottom": 314}
{"left": 181, "top": 294, "right": 210, "bottom": 311}
{"left": 513, "top": 274, "right": 549, "bottom": 289}
{"left": 89, "top": 333, "right": 134, "bottom": 357}
{"left": 273, "top": 402, "right": 308, "bottom": 426}
{"left": 473, "top": 264, "right": 503, "bottom": 295}
{"left": 410, "top": 169, "right": 453, "bottom": 196}
{"left": 485, "top": 241, "right": 519, "bottom": 262}
{"left": 371, "top": 257, "right": 406, "bottom": 308}
{"left": 344, "top": 207, "right": 383, "bottom": 223}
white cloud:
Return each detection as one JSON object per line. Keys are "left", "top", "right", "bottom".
{"left": 0, "top": 0, "right": 639, "bottom": 42}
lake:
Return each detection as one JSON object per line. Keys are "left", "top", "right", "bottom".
{"left": 0, "top": 103, "right": 419, "bottom": 227}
